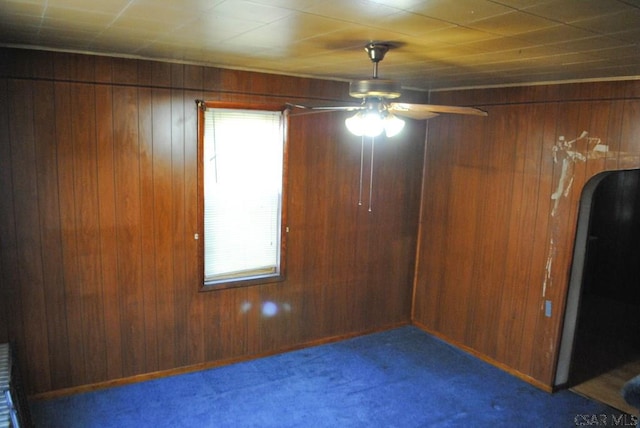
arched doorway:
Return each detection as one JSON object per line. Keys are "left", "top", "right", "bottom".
{"left": 555, "top": 168, "right": 640, "bottom": 412}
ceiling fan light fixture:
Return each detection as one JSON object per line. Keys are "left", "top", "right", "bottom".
{"left": 345, "top": 110, "right": 404, "bottom": 138}
{"left": 344, "top": 111, "right": 364, "bottom": 136}
{"left": 383, "top": 113, "right": 405, "bottom": 137}
{"left": 346, "top": 110, "right": 384, "bottom": 137}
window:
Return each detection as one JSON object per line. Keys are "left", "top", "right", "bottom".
{"left": 198, "top": 102, "right": 288, "bottom": 289}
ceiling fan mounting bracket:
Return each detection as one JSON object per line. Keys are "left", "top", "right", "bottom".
{"left": 365, "top": 42, "right": 391, "bottom": 64}
{"left": 352, "top": 42, "right": 402, "bottom": 98}
{"left": 364, "top": 42, "right": 394, "bottom": 80}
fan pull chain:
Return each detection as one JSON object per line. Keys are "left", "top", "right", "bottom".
{"left": 358, "top": 135, "right": 364, "bottom": 206}
{"left": 356, "top": 135, "right": 376, "bottom": 212}
{"left": 368, "top": 136, "right": 375, "bottom": 212}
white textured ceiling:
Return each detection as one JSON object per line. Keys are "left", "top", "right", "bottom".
{"left": 2, "top": 0, "right": 640, "bottom": 90}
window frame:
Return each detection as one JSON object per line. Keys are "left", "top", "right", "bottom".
{"left": 197, "top": 100, "right": 289, "bottom": 291}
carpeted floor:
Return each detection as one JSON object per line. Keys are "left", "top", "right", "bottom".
{"left": 30, "top": 326, "right": 629, "bottom": 427}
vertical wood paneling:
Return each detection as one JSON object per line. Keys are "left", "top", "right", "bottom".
{"left": 416, "top": 84, "right": 640, "bottom": 387}
{"left": 8, "top": 80, "right": 51, "bottom": 392}
{"left": 171, "top": 87, "right": 188, "bottom": 367}
{"left": 5, "top": 46, "right": 640, "bottom": 394}
{"left": 112, "top": 86, "right": 146, "bottom": 377}
{"left": 55, "top": 81, "right": 87, "bottom": 387}
{"left": 620, "top": 100, "right": 640, "bottom": 169}
{"left": 33, "top": 81, "right": 71, "bottom": 388}
{"left": 495, "top": 103, "right": 543, "bottom": 369}
{"left": 441, "top": 165, "right": 478, "bottom": 339}
{"left": 414, "top": 115, "right": 451, "bottom": 329}
{"left": 72, "top": 83, "right": 108, "bottom": 384}
{"left": 465, "top": 105, "right": 517, "bottom": 356}
{"left": 0, "top": 48, "right": 424, "bottom": 394}
{"left": 151, "top": 88, "right": 176, "bottom": 371}
{"left": 138, "top": 86, "right": 159, "bottom": 373}
{"left": 0, "top": 78, "right": 9, "bottom": 345}
{"left": 517, "top": 102, "right": 558, "bottom": 377}
{"left": 0, "top": 78, "right": 10, "bottom": 344}
{"left": 94, "top": 83, "right": 124, "bottom": 381}
{"left": 585, "top": 102, "right": 612, "bottom": 178}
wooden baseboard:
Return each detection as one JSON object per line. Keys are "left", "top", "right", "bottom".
{"left": 30, "top": 321, "right": 410, "bottom": 401}
{"left": 32, "top": 321, "right": 553, "bottom": 400}
{"left": 411, "top": 320, "right": 553, "bottom": 393}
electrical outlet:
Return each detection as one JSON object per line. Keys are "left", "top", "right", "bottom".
{"left": 545, "top": 300, "right": 552, "bottom": 318}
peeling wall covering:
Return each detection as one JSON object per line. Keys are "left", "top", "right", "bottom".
{"left": 546, "top": 132, "right": 607, "bottom": 299}
{"left": 547, "top": 131, "right": 640, "bottom": 300}
{"left": 551, "top": 132, "right": 604, "bottom": 217}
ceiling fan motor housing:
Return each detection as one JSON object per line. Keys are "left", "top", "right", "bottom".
{"left": 349, "top": 79, "right": 402, "bottom": 99}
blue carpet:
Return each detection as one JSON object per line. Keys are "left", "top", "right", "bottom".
{"left": 30, "top": 326, "right": 628, "bottom": 427}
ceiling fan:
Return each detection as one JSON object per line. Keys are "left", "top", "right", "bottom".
{"left": 287, "top": 42, "right": 487, "bottom": 137}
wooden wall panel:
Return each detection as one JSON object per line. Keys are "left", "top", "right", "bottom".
{"left": 0, "top": 77, "right": 8, "bottom": 345}
{"left": 137, "top": 86, "right": 158, "bottom": 373}
{"left": 72, "top": 83, "right": 108, "bottom": 385}
{"left": 171, "top": 88, "right": 189, "bottom": 369}
{"left": 55, "top": 81, "right": 84, "bottom": 387}
{"left": 113, "top": 85, "right": 147, "bottom": 378}
{"left": 0, "top": 48, "right": 425, "bottom": 394}
{"left": 94, "top": 84, "right": 123, "bottom": 381}
{"left": 414, "top": 83, "right": 640, "bottom": 387}
{"left": 33, "top": 80, "right": 71, "bottom": 389}
{"left": 9, "top": 80, "right": 51, "bottom": 393}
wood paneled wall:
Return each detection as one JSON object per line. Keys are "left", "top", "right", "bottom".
{"left": 0, "top": 48, "right": 426, "bottom": 394}
{"left": 413, "top": 82, "right": 640, "bottom": 387}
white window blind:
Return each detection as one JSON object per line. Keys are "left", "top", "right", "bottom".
{"left": 203, "top": 108, "right": 284, "bottom": 283}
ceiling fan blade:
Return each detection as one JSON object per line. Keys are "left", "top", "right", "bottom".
{"left": 286, "top": 102, "right": 363, "bottom": 112}
{"left": 388, "top": 107, "right": 439, "bottom": 120}
{"left": 389, "top": 103, "right": 487, "bottom": 120}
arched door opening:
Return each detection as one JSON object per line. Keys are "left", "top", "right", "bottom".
{"left": 555, "top": 168, "right": 640, "bottom": 413}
